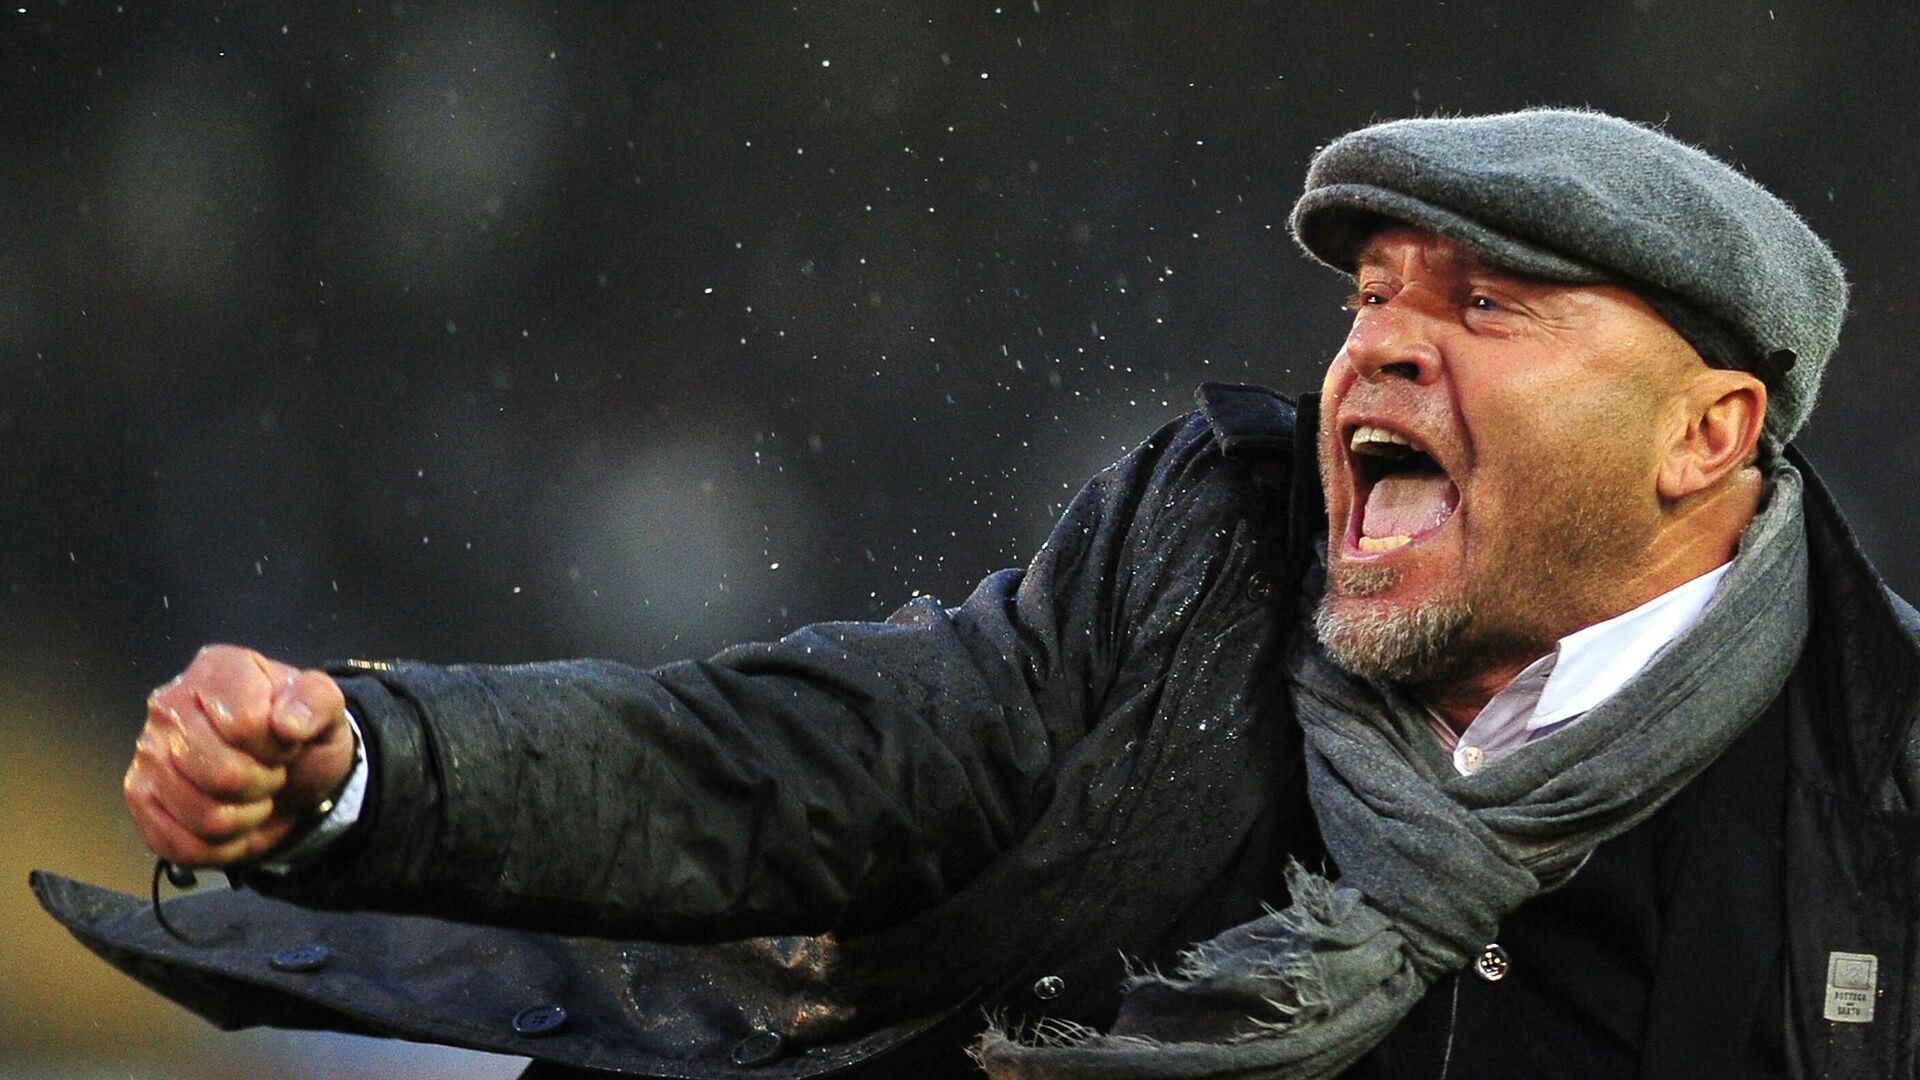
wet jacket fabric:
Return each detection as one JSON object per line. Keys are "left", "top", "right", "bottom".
{"left": 33, "top": 384, "right": 1920, "bottom": 1080}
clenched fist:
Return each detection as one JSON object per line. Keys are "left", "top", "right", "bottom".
{"left": 124, "top": 644, "right": 356, "bottom": 867}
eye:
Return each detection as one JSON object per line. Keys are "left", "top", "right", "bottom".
{"left": 1468, "top": 293, "right": 1501, "bottom": 311}
{"left": 1345, "top": 287, "right": 1389, "bottom": 312}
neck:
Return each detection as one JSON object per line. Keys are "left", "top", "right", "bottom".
{"left": 1417, "top": 654, "right": 1544, "bottom": 735}
{"left": 1415, "top": 467, "right": 1765, "bottom": 735}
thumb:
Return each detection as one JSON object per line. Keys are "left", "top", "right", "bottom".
{"left": 269, "top": 696, "right": 322, "bottom": 744}
{"left": 268, "top": 669, "right": 344, "bottom": 746}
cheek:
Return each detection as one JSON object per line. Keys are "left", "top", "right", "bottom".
{"left": 1451, "top": 356, "right": 1541, "bottom": 418}
{"left": 1452, "top": 381, "right": 1565, "bottom": 524}
{"left": 1450, "top": 362, "right": 1573, "bottom": 462}
{"left": 1466, "top": 395, "right": 1654, "bottom": 536}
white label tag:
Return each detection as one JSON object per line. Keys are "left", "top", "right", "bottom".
{"left": 1823, "top": 951, "right": 1878, "bottom": 1023}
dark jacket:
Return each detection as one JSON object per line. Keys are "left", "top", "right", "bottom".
{"left": 34, "top": 385, "right": 1920, "bottom": 1079}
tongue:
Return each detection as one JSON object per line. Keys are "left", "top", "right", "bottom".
{"left": 1362, "top": 474, "right": 1456, "bottom": 539}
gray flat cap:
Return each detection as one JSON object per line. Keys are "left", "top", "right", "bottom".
{"left": 1290, "top": 108, "right": 1847, "bottom": 444}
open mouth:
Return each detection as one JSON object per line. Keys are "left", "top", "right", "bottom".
{"left": 1346, "top": 423, "right": 1459, "bottom": 554}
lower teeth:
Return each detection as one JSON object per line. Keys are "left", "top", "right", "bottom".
{"left": 1358, "top": 534, "right": 1412, "bottom": 552}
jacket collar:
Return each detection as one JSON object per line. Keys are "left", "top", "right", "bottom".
{"left": 1196, "top": 381, "right": 1300, "bottom": 460}
{"left": 1787, "top": 445, "right": 1920, "bottom": 807}
{"left": 1195, "top": 383, "right": 1323, "bottom": 577}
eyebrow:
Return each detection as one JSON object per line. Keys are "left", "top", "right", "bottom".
{"left": 1351, "top": 235, "right": 1397, "bottom": 272}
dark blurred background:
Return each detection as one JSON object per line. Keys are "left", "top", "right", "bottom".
{"left": 7, "top": 2, "right": 1917, "bottom": 1075}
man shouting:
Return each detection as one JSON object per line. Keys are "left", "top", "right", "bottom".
{"left": 44, "top": 109, "right": 1914, "bottom": 1080}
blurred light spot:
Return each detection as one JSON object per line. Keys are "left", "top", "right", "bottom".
{"left": 566, "top": 438, "right": 825, "bottom": 651}
{"left": 106, "top": 57, "right": 281, "bottom": 314}
{"left": 353, "top": 8, "right": 572, "bottom": 293}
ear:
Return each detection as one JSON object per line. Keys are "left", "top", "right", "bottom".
{"left": 1656, "top": 370, "right": 1767, "bottom": 501}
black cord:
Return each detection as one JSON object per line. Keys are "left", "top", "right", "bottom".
{"left": 151, "top": 858, "right": 199, "bottom": 944}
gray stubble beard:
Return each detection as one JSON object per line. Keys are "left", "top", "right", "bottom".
{"left": 1312, "top": 560, "right": 1475, "bottom": 685}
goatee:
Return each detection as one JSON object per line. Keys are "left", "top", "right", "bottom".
{"left": 1312, "top": 560, "right": 1474, "bottom": 685}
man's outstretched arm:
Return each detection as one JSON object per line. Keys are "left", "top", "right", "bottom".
{"left": 122, "top": 411, "right": 1230, "bottom": 943}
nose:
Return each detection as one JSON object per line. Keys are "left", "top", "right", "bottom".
{"left": 1342, "top": 297, "right": 1443, "bottom": 385}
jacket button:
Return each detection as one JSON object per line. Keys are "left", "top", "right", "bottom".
{"left": 1246, "top": 570, "right": 1273, "bottom": 601}
{"left": 268, "top": 945, "right": 331, "bottom": 973}
{"left": 1474, "top": 943, "right": 1510, "bottom": 983}
{"left": 1032, "top": 975, "right": 1065, "bottom": 1000}
{"left": 512, "top": 1004, "right": 568, "bottom": 1036}
{"left": 732, "top": 1028, "right": 786, "bottom": 1066}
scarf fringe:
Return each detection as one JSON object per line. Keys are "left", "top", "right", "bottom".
{"left": 1124, "top": 863, "right": 1344, "bottom": 1017}
{"left": 970, "top": 864, "right": 1386, "bottom": 1077}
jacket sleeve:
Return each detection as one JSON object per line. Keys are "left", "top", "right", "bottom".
{"left": 246, "top": 411, "right": 1237, "bottom": 942}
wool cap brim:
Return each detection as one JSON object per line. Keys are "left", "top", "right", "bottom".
{"left": 1289, "top": 108, "right": 1848, "bottom": 444}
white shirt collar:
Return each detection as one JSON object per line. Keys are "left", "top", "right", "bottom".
{"left": 1432, "top": 562, "right": 1732, "bottom": 775}
{"left": 1530, "top": 562, "right": 1733, "bottom": 727}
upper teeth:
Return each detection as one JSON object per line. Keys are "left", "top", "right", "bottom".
{"left": 1350, "top": 425, "right": 1415, "bottom": 453}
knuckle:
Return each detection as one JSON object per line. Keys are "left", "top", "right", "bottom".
{"left": 196, "top": 692, "right": 259, "bottom": 743}
{"left": 145, "top": 687, "right": 183, "bottom": 722}
{"left": 201, "top": 757, "right": 254, "bottom": 798}
{"left": 200, "top": 802, "right": 252, "bottom": 842}
{"left": 132, "top": 797, "right": 192, "bottom": 861}
{"left": 192, "top": 643, "right": 243, "bottom": 678}
{"left": 124, "top": 757, "right": 165, "bottom": 801}
{"left": 134, "top": 730, "right": 165, "bottom": 761}
{"left": 197, "top": 796, "right": 232, "bottom": 830}
{"left": 130, "top": 817, "right": 168, "bottom": 856}
{"left": 172, "top": 799, "right": 214, "bottom": 837}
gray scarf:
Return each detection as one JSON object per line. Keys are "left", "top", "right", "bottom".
{"left": 974, "top": 462, "right": 1809, "bottom": 1079}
